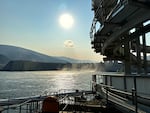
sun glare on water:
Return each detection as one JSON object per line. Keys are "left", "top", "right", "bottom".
{"left": 59, "top": 13, "right": 74, "bottom": 29}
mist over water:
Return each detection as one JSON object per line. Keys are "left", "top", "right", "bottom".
{"left": 0, "top": 70, "right": 97, "bottom": 99}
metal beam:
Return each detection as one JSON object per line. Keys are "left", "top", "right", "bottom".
{"left": 102, "top": 8, "right": 150, "bottom": 54}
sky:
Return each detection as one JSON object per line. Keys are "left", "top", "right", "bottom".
{"left": 0, "top": 0, "right": 103, "bottom": 62}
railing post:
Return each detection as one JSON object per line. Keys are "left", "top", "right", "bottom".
{"left": 132, "top": 88, "right": 136, "bottom": 105}
{"left": 29, "top": 103, "right": 32, "bottom": 113}
{"left": 0, "top": 106, "right": 3, "bottom": 113}
{"left": 32, "top": 101, "right": 34, "bottom": 111}
{"left": 7, "top": 105, "right": 9, "bottom": 113}
{"left": 105, "top": 76, "right": 108, "bottom": 106}
{"left": 26, "top": 103, "right": 29, "bottom": 113}
{"left": 92, "top": 75, "right": 97, "bottom": 92}
{"left": 36, "top": 101, "right": 38, "bottom": 112}
{"left": 132, "top": 76, "right": 138, "bottom": 113}
{"left": 124, "top": 76, "right": 127, "bottom": 91}
{"left": 19, "top": 105, "right": 22, "bottom": 113}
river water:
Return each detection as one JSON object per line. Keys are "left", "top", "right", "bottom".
{"left": 0, "top": 70, "right": 98, "bottom": 99}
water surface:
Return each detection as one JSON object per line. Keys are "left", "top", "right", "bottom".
{"left": 0, "top": 70, "right": 96, "bottom": 99}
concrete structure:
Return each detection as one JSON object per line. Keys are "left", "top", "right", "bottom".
{"left": 90, "top": 0, "right": 150, "bottom": 112}
{"left": 90, "top": 0, "right": 150, "bottom": 75}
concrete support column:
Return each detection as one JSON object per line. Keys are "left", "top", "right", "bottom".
{"left": 124, "top": 36, "right": 131, "bottom": 75}
{"left": 136, "top": 36, "right": 142, "bottom": 74}
{"left": 142, "top": 33, "right": 147, "bottom": 75}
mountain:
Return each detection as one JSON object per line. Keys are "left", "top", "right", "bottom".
{"left": 0, "top": 45, "right": 68, "bottom": 64}
{"left": 0, "top": 54, "right": 10, "bottom": 64}
{"left": 56, "top": 56, "right": 95, "bottom": 63}
{"left": 3, "top": 60, "right": 70, "bottom": 71}
{"left": 0, "top": 45, "right": 98, "bottom": 71}
{"left": 0, "top": 54, "right": 10, "bottom": 69}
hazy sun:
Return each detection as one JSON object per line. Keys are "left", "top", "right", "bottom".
{"left": 59, "top": 13, "right": 74, "bottom": 29}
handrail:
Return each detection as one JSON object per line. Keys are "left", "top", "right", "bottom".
{"left": 62, "top": 103, "right": 69, "bottom": 111}
{"left": 96, "top": 77, "right": 150, "bottom": 107}
{"left": 59, "top": 95, "right": 68, "bottom": 103}
{"left": 98, "top": 83, "right": 132, "bottom": 96}
{"left": 0, "top": 95, "right": 46, "bottom": 106}
{"left": 2, "top": 99, "right": 32, "bottom": 111}
{"left": 0, "top": 89, "right": 94, "bottom": 113}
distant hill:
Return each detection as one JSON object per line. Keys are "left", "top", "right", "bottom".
{"left": 0, "top": 45, "right": 68, "bottom": 64}
{"left": 2, "top": 60, "right": 97, "bottom": 71}
{"left": 0, "top": 54, "right": 10, "bottom": 64}
{"left": 0, "top": 45, "right": 96, "bottom": 64}
{"left": 0, "top": 54, "right": 10, "bottom": 69}
{"left": 3, "top": 60, "right": 71, "bottom": 71}
{"left": 56, "top": 56, "right": 95, "bottom": 63}
{"left": 0, "top": 45, "right": 97, "bottom": 71}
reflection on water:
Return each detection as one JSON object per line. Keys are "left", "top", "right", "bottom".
{"left": 0, "top": 70, "right": 96, "bottom": 99}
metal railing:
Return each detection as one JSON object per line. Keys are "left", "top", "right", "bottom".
{"left": 0, "top": 89, "right": 94, "bottom": 113}
{"left": 92, "top": 74, "right": 150, "bottom": 113}
{"left": 0, "top": 96, "right": 45, "bottom": 113}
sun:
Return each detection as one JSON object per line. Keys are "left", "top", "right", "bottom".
{"left": 59, "top": 13, "right": 74, "bottom": 29}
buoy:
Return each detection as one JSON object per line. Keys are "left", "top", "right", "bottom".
{"left": 42, "top": 96, "right": 59, "bottom": 113}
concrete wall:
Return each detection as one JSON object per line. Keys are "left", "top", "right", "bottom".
{"left": 100, "top": 75, "right": 150, "bottom": 96}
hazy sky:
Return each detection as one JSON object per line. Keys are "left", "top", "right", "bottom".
{"left": 0, "top": 0, "right": 103, "bottom": 61}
